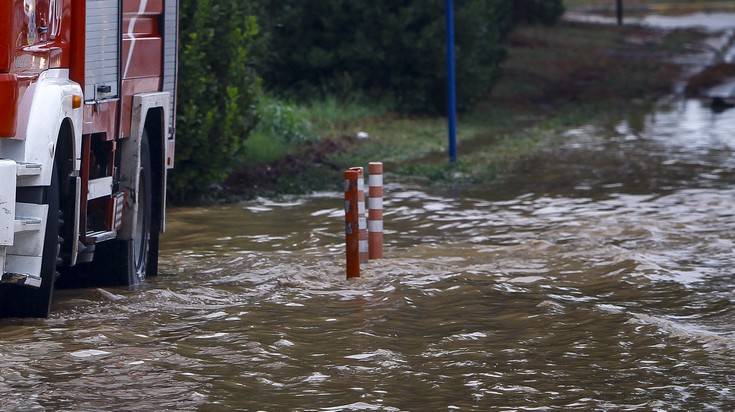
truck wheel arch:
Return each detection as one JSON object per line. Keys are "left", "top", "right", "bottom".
{"left": 5, "top": 70, "right": 83, "bottom": 189}
{"left": 143, "top": 106, "right": 166, "bottom": 233}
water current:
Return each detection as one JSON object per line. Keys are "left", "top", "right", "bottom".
{"left": 2, "top": 12, "right": 735, "bottom": 412}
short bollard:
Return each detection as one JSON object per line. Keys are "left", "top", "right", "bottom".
{"left": 344, "top": 169, "right": 360, "bottom": 278}
{"left": 368, "top": 162, "right": 384, "bottom": 259}
{"left": 350, "top": 167, "right": 369, "bottom": 263}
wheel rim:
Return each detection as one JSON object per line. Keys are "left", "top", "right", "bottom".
{"left": 132, "top": 166, "right": 150, "bottom": 280}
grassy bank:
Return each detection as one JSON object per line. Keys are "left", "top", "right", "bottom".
{"left": 223, "top": 21, "right": 708, "bottom": 200}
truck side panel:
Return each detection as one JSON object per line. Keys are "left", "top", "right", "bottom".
{"left": 120, "top": 0, "right": 164, "bottom": 138}
{"left": 84, "top": 0, "right": 120, "bottom": 101}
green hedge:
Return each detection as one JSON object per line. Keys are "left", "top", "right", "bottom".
{"left": 169, "top": 0, "right": 262, "bottom": 201}
{"left": 260, "top": 1, "right": 514, "bottom": 113}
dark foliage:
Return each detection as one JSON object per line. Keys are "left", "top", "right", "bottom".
{"left": 170, "top": 0, "right": 565, "bottom": 199}
{"left": 512, "top": 0, "right": 565, "bottom": 25}
{"left": 260, "top": 1, "right": 515, "bottom": 113}
{"left": 170, "top": 0, "right": 262, "bottom": 201}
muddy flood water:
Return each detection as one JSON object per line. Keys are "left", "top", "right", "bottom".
{"left": 3, "top": 16, "right": 735, "bottom": 412}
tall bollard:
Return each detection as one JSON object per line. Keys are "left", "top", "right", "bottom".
{"left": 368, "top": 162, "right": 384, "bottom": 259}
{"left": 350, "top": 167, "right": 369, "bottom": 263}
{"left": 344, "top": 169, "right": 360, "bottom": 278}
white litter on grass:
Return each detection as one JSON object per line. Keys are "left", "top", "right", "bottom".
{"left": 356, "top": 131, "right": 370, "bottom": 140}
{"left": 70, "top": 349, "right": 110, "bottom": 358}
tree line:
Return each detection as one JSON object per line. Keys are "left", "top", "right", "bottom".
{"left": 171, "top": 0, "right": 564, "bottom": 201}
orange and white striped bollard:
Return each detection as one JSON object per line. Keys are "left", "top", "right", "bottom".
{"left": 350, "top": 167, "right": 369, "bottom": 263}
{"left": 344, "top": 169, "right": 360, "bottom": 278}
{"left": 368, "top": 162, "right": 383, "bottom": 259}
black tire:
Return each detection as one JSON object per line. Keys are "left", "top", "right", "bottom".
{"left": 132, "top": 129, "right": 154, "bottom": 284}
{"left": 0, "top": 162, "right": 61, "bottom": 318}
{"left": 91, "top": 130, "right": 156, "bottom": 286}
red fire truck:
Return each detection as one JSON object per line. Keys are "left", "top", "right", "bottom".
{"left": 0, "top": 0, "right": 178, "bottom": 317}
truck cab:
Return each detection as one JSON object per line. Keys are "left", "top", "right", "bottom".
{"left": 0, "top": 0, "right": 178, "bottom": 317}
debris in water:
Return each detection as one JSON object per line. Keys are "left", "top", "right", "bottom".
{"left": 96, "top": 288, "right": 126, "bottom": 302}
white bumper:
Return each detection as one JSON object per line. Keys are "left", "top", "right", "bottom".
{"left": 0, "top": 159, "right": 18, "bottom": 275}
{"left": 0, "top": 159, "right": 47, "bottom": 283}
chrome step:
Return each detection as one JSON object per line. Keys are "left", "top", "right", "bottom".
{"left": 86, "top": 230, "right": 117, "bottom": 243}
{"left": 16, "top": 162, "right": 42, "bottom": 177}
{"left": 14, "top": 217, "right": 42, "bottom": 233}
{"left": 1, "top": 272, "right": 42, "bottom": 288}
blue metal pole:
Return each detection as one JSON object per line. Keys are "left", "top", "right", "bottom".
{"left": 445, "top": 0, "right": 458, "bottom": 163}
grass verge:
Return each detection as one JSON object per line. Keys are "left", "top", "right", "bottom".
{"left": 224, "top": 21, "right": 708, "bottom": 199}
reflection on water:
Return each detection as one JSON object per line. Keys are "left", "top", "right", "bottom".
{"left": 1, "top": 98, "right": 733, "bottom": 410}
{"left": 566, "top": 11, "right": 735, "bottom": 32}
{"left": 643, "top": 12, "right": 735, "bottom": 31}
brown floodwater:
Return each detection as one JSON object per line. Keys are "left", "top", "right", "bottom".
{"left": 3, "top": 17, "right": 735, "bottom": 412}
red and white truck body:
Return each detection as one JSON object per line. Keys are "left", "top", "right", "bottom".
{"left": 0, "top": 0, "right": 178, "bottom": 317}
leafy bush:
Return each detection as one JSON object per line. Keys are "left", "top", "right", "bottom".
{"left": 254, "top": 96, "right": 314, "bottom": 145}
{"left": 170, "top": 0, "right": 262, "bottom": 201}
{"left": 260, "top": 1, "right": 514, "bottom": 113}
{"left": 239, "top": 97, "right": 315, "bottom": 166}
{"left": 512, "top": 0, "right": 565, "bottom": 25}
{"left": 243, "top": 94, "right": 395, "bottom": 165}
